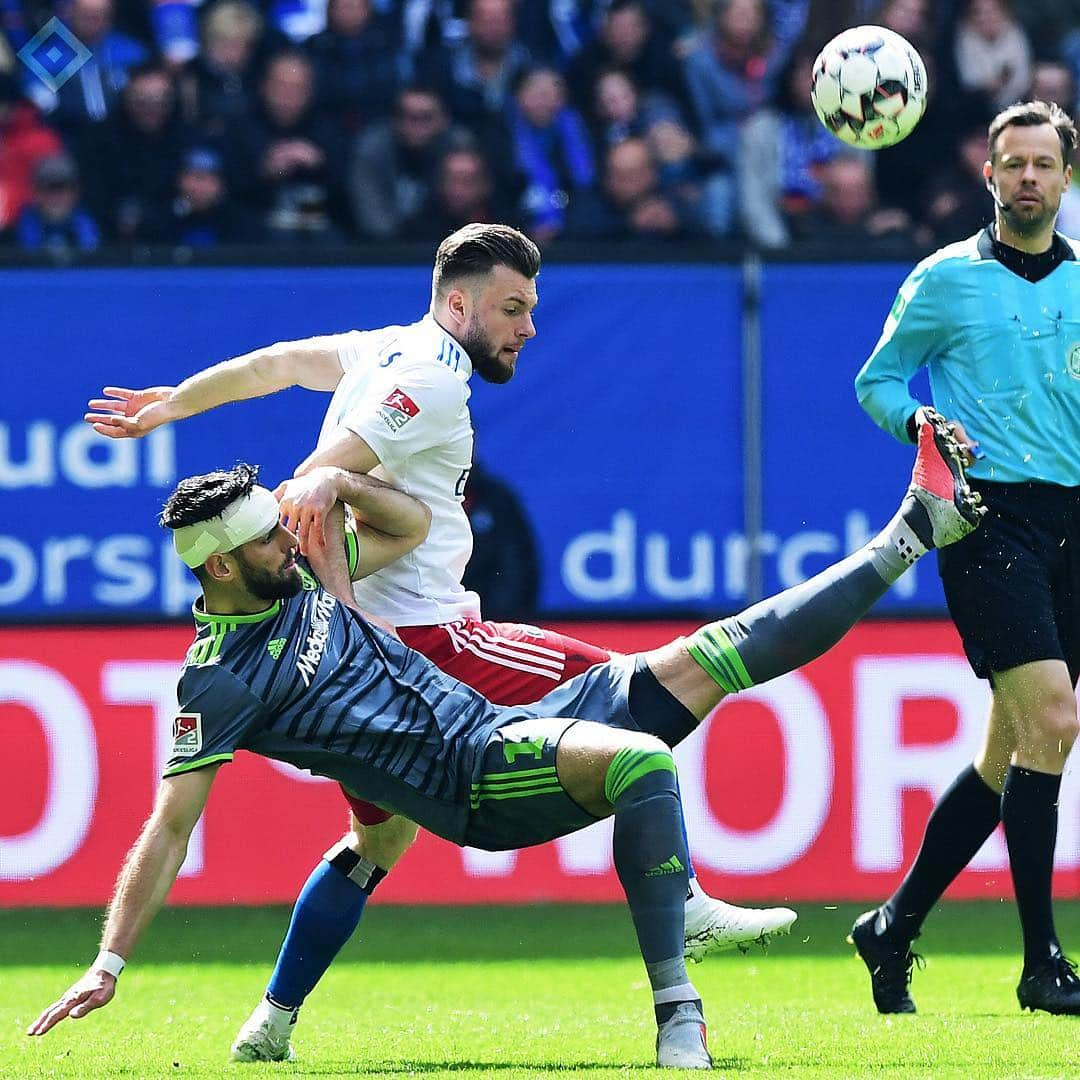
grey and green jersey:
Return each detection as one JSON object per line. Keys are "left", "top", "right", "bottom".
{"left": 855, "top": 228, "right": 1080, "bottom": 485}
{"left": 164, "top": 555, "right": 509, "bottom": 845}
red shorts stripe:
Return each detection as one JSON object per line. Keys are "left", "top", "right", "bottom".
{"left": 341, "top": 618, "right": 612, "bottom": 825}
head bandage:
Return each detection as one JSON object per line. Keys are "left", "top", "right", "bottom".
{"left": 173, "top": 485, "right": 281, "bottom": 568}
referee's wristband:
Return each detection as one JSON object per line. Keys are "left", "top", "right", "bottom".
{"left": 905, "top": 409, "right": 921, "bottom": 444}
{"left": 92, "top": 950, "right": 126, "bottom": 978}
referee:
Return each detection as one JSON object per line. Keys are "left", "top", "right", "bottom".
{"left": 852, "top": 99, "right": 1080, "bottom": 1016}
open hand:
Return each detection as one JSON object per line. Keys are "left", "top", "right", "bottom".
{"left": 274, "top": 468, "right": 341, "bottom": 555}
{"left": 84, "top": 386, "right": 179, "bottom": 439}
{"left": 27, "top": 969, "right": 117, "bottom": 1036}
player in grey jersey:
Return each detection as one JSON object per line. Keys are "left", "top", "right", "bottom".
{"left": 30, "top": 410, "right": 984, "bottom": 1069}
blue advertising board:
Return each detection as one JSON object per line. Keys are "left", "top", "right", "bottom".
{"left": 758, "top": 262, "right": 939, "bottom": 610}
{"left": 2, "top": 260, "right": 935, "bottom": 621}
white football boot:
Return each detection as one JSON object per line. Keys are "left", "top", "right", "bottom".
{"left": 230, "top": 996, "right": 297, "bottom": 1062}
{"left": 684, "top": 892, "right": 798, "bottom": 961}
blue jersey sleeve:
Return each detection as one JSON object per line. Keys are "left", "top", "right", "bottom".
{"left": 164, "top": 667, "right": 267, "bottom": 777}
{"left": 855, "top": 258, "right": 942, "bottom": 444}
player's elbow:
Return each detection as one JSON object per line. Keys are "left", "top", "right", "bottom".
{"left": 404, "top": 500, "right": 432, "bottom": 551}
{"left": 250, "top": 341, "right": 309, "bottom": 392}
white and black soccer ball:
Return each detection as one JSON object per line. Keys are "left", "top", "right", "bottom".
{"left": 810, "top": 25, "right": 928, "bottom": 149}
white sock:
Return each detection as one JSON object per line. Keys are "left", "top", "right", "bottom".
{"left": 868, "top": 502, "right": 928, "bottom": 583}
{"left": 263, "top": 994, "right": 299, "bottom": 1029}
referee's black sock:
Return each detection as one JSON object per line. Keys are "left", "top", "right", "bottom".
{"left": 881, "top": 765, "right": 1001, "bottom": 944}
{"left": 1002, "top": 765, "right": 1063, "bottom": 966}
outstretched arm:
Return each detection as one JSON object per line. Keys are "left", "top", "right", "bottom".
{"left": 28, "top": 766, "right": 221, "bottom": 1036}
{"left": 85, "top": 337, "right": 347, "bottom": 439}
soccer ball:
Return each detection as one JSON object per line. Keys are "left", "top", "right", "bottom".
{"left": 810, "top": 25, "right": 928, "bottom": 149}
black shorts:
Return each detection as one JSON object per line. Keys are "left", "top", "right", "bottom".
{"left": 937, "top": 480, "right": 1080, "bottom": 683}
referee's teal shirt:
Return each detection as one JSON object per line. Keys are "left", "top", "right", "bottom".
{"left": 855, "top": 228, "right": 1080, "bottom": 486}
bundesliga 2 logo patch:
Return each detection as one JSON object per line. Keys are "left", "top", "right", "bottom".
{"left": 378, "top": 388, "right": 421, "bottom": 432}
{"left": 171, "top": 713, "right": 203, "bottom": 757}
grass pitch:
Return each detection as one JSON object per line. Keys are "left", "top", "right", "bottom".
{"left": 3, "top": 901, "right": 1079, "bottom": 1078}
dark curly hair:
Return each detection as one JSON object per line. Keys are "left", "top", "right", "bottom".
{"left": 160, "top": 463, "right": 260, "bottom": 530}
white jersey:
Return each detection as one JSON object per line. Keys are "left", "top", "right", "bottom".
{"left": 318, "top": 315, "right": 482, "bottom": 626}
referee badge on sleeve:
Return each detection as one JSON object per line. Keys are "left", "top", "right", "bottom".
{"left": 1067, "top": 342, "right": 1080, "bottom": 381}
{"left": 171, "top": 713, "right": 203, "bottom": 757}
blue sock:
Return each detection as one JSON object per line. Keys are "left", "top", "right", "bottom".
{"left": 266, "top": 859, "right": 368, "bottom": 1009}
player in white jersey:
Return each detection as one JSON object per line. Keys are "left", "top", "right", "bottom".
{"left": 85, "top": 223, "right": 796, "bottom": 1062}
{"left": 314, "top": 313, "right": 480, "bottom": 626}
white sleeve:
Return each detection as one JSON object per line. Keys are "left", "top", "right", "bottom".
{"left": 325, "top": 328, "right": 382, "bottom": 374}
{"left": 338, "top": 363, "right": 466, "bottom": 470}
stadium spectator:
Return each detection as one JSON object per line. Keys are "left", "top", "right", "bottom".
{"left": 347, "top": 83, "right": 462, "bottom": 239}
{"left": 83, "top": 63, "right": 192, "bottom": 239}
{"left": 513, "top": 0, "right": 604, "bottom": 68}
{"left": 1028, "top": 61, "right": 1076, "bottom": 114}
{"left": 566, "top": 135, "right": 696, "bottom": 240}
{"left": 869, "top": 0, "right": 933, "bottom": 46}
{"left": 12, "top": 152, "right": 100, "bottom": 252}
{"left": 399, "top": 0, "right": 462, "bottom": 58}
{"left": 509, "top": 65, "right": 595, "bottom": 241}
{"left": 794, "top": 155, "right": 913, "bottom": 247}
{"left": 416, "top": 0, "right": 531, "bottom": 135}
{"left": 400, "top": 141, "right": 515, "bottom": 238}
{"left": 587, "top": 67, "right": 685, "bottom": 148}
{"left": 872, "top": 46, "right": 994, "bottom": 223}
{"left": 0, "top": 27, "right": 16, "bottom": 72}
{"left": 304, "top": 0, "right": 403, "bottom": 131}
{"left": 227, "top": 50, "right": 348, "bottom": 244}
{"left": 178, "top": 0, "right": 264, "bottom": 138}
{"left": 954, "top": 0, "right": 1032, "bottom": 112}
{"left": 1007, "top": 0, "right": 1080, "bottom": 67}
{"left": 33, "top": 0, "right": 149, "bottom": 133}
{"left": 145, "top": 145, "right": 255, "bottom": 245}
{"left": 680, "top": 0, "right": 809, "bottom": 169}
{"left": 566, "top": 0, "right": 688, "bottom": 117}
{"left": 737, "top": 42, "right": 842, "bottom": 248}
{"left": 0, "top": 72, "right": 63, "bottom": 233}
{"left": 921, "top": 119, "right": 995, "bottom": 242}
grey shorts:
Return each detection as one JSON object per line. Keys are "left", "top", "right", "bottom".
{"left": 462, "top": 716, "right": 602, "bottom": 852}
{"left": 460, "top": 654, "right": 697, "bottom": 851}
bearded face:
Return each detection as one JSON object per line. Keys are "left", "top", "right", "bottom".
{"left": 235, "top": 546, "right": 304, "bottom": 600}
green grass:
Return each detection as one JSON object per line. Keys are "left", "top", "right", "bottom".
{"left": 3, "top": 902, "right": 1079, "bottom": 1078}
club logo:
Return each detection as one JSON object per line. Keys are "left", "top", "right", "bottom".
{"left": 172, "top": 713, "right": 203, "bottom": 757}
{"left": 378, "top": 388, "right": 421, "bottom": 432}
{"left": 17, "top": 18, "right": 92, "bottom": 92}
{"left": 1067, "top": 342, "right": 1080, "bottom": 381}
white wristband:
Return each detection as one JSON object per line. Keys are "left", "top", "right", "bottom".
{"left": 92, "top": 950, "right": 126, "bottom": 978}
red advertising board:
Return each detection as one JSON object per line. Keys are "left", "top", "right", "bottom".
{"left": 5, "top": 622, "right": 1080, "bottom": 907}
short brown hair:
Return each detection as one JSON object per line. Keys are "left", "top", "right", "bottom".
{"left": 432, "top": 223, "right": 541, "bottom": 296}
{"left": 988, "top": 99, "right": 1078, "bottom": 163}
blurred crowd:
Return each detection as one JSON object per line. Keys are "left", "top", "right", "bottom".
{"left": 3, "top": 0, "right": 1080, "bottom": 254}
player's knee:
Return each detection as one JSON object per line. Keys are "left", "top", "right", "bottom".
{"left": 603, "top": 735, "right": 676, "bottom": 807}
{"left": 1033, "top": 704, "right": 1080, "bottom": 752}
{"left": 359, "top": 815, "right": 419, "bottom": 870}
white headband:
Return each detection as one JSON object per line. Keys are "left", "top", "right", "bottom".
{"left": 173, "top": 485, "right": 281, "bottom": 568}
